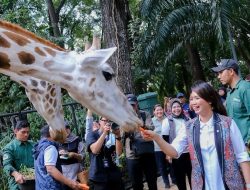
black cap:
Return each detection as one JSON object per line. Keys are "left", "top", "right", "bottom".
{"left": 126, "top": 94, "right": 137, "bottom": 105}
{"left": 211, "top": 59, "right": 239, "bottom": 73}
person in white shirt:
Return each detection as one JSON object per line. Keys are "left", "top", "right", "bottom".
{"left": 141, "top": 81, "right": 250, "bottom": 190}
{"left": 161, "top": 98, "right": 192, "bottom": 190}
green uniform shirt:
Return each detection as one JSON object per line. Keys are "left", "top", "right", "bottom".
{"left": 226, "top": 79, "right": 250, "bottom": 143}
{"left": 3, "top": 139, "right": 34, "bottom": 190}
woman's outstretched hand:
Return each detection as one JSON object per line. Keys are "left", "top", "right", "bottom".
{"left": 140, "top": 127, "right": 156, "bottom": 140}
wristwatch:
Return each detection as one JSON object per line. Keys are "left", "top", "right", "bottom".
{"left": 116, "top": 137, "right": 122, "bottom": 141}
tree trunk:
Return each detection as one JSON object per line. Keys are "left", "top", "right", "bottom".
{"left": 100, "top": 0, "right": 133, "bottom": 93}
{"left": 186, "top": 43, "right": 205, "bottom": 81}
{"left": 46, "top": 0, "right": 64, "bottom": 47}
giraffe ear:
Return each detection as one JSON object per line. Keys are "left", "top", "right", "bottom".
{"left": 79, "top": 47, "right": 117, "bottom": 67}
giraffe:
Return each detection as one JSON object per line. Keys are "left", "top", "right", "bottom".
{"left": 0, "top": 37, "right": 99, "bottom": 142}
{"left": 0, "top": 20, "right": 142, "bottom": 140}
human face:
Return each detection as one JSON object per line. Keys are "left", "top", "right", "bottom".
{"left": 217, "top": 69, "right": 233, "bottom": 85}
{"left": 189, "top": 91, "right": 212, "bottom": 116}
{"left": 153, "top": 105, "right": 164, "bottom": 119}
{"left": 171, "top": 102, "right": 182, "bottom": 116}
{"left": 99, "top": 117, "right": 110, "bottom": 128}
{"left": 15, "top": 127, "right": 30, "bottom": 142}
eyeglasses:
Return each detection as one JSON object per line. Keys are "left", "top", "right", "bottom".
{"left": 100, "top": 119, "right": 109, "bottom": 122}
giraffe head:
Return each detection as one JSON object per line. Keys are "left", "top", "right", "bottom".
{"left": 66, "top": 47, "right": 142, "bottom": 131}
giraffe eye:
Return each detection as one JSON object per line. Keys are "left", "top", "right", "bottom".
{"left": 102, "top": 71, "right": 113, "bottom": 81}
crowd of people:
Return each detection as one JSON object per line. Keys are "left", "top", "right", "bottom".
{"left": 2, "top": 58, "right": 250, "bottom": 190}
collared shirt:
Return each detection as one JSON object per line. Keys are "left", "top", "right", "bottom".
{"left": 171, "top": 115, "right": 249, "bottom": 190}
{"left": 152, "top": 116, "right": 165, "bottom": 151}
{"left": 226, "top": 79, "right": 250, "bottom": 143}
{"left": 3, "top": 138, "right": 34, "bottom": 190}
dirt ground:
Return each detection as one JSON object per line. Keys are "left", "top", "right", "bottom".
{"left": 143, "top": 176, "right": 190, "bottom": 190}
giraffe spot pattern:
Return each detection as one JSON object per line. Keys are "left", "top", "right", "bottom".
{"left": 50, "top": 88, "right": 56, "bottom": 97}
{"left": 89, "top": 77, "right": 96, "bottom": 87}
{"left": 40, "top": 81, "right": 46, "bottom": 88}
{"left": 44, "top": 60, "right": 55, "bottom": 68}
{"left": 31, "top": 79, "right": 38, "bottom": 87}
{"left": 60, "top": 73, "right": 73, "bottom": 81}
{"left": 0, "top": 52, "right": 11, "bottom": 69}
{"left": 3, "top": 31, "right": 31, "bottom": 46}
{"left": 35, "top": 47, "right": 46, "bottom": 56}
{"left": 0, "top": 35, "right": 10, "bottom": 48}
{"left": 97, "top": 92, "right": 104, "bottom": 98}
{"left": 18, "top": 51, "right": 35, "bottom": 65}
{"left": 53, "top": 99, "right": 57, "bottom": 107}
{"left": 20, "top": 69, "right": 38, "bottom": 75}
{"left": 45, "top": 94, "right": 50, "bottom": 99}
{"left": 49, "top": 98, "right": 53, "bottom": 104}
{"left": 20, "top": 81, "right": 27, "bottom": 87}
{"left": 44, "top": 47, "right": 56, "bottom": 57}
{"left": 48, "top": 108, "right": 53, "bottom": 115}
{"left": 47, "top": 85, "right": 52, "bottom": 91}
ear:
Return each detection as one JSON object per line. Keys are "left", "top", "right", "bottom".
{"left": 79, "top": 47, "right": 117, "bottom": 68}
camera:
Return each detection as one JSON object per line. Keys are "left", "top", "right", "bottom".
{"left": 103, "top": 158, "right": 109, "bottom": 168}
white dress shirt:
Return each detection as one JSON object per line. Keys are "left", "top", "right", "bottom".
{"left": 171, "top": 115, "right": 249, "bottom": 190}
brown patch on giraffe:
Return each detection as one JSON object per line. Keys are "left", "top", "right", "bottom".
{"left": 18, "top": 51, "right": 35, "bottom": 65}
{"left": 30, "top": 94, "right": 36, "bottom": 102}
{"left": 37, "top": 89, "right": 44, "bottom": 94}
{"left": 47, "top": 85, "right": 52, "bottom": 91}
{"left": 97, "top": 92, "right": 104, "bottom": 98}
{"left": 60, "top": 109, "right": 64, "bottom": 115}
{"left": 31, "top": 79, "right": 38, "bottom": 87}
{"left": 49, "top": 98, "right": 53, "bottom": 104}
{"left": 35, "top": 47, "right": 46, "bottom": 56}
{"left": 44, "top": 60, "right": 55, "bottom": 68}
{"left": 44, "top": 47, "right": 56, "bottom": 57}
{"left": 0, "top": 21, "right": 65, "bottom": 51}
{"left": 0, "top": 52, "right": 11, "bottom": 69}
{"left": 48, "top": 108, "right": 53, "bottom": 115}
{"left": 3, "top": 31, "right": 31, "bottom": 46}
{"left": 0, "top": 35, "right": 10, "bottom": 48}
{"left": 40, "top": 81, "right": 46, "bottom": 88}
{"left": 20, "top": 81, "right": 27, "bottom": 87}
{"left": 45, "top": 103, "right": 49, "bottom": 110}
{"left": 19, "top": 69, "right": 38, "bottom": 75}
{"left": 89, "top": 77, "right": 96, "bottom": 87}
{"left": 42, "top": 98, "right": 46, "bottom": 102}
{"left": 45, "top": 94, "right": 50, "bottom": 99}
{"left": 50, "top": 88, "right": 56, "bottom": 97}
{"left": 88, "top": 91, "right": 96, "bottom": 100}
{"left": 53, "top": 99, "right": 57, "bottom": 107}
{"left": 60, "top": 73, "right": 73, "bottom": 81}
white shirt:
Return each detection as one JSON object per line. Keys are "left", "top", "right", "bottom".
{"left": 162, "top": 117, "right": 188, "bottom": 153}
{"left": 44, "top": 145, "right": 58, "bottom": 166}
{"left": 171, "top": 115, "right": 249, "bottom": 190}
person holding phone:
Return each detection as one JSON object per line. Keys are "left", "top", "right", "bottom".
{"left": 86, "top": 117, "right": 124, "bottom": 190}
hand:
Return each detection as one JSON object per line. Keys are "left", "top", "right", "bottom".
{"left": 112, "top": 127, "right": 121, "bottom": 137}
{"left": 12, "top": 171, "right": 25, "bottom": 184}
{"left": 59, "top": 149, "right": 68, "bottom": 155}
{"left": 69, "top": 180, "right": 82, "bottom": 190}
{"left": 103, "top": 123, "right": 111, "bottom": 134}
{"left": 140, "top": 129, "right": 156, "bottom": 140}
{"left": 166, "top": 155, "right": 172, "bottom": 163}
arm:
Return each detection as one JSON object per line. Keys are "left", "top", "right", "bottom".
{"left": 90, "top": 124, "right": 110, "bottom": 154}
{"left": 142, "top": 130, "right": 178, "bottom": 158}
{"left": 85, "top": 109, "right": 94, "bottom": 141}
{"left": 243, "top": 88, "right": 250, "bottom": 142}
{"left": 3, "top": 145, "right": 25, "bottom": 184}
{"left": 44, "top": 146, "right": 81, "bottom": 190}
{"left": 113, "top": 128, "right": 123, "bottom": 156}
{"left": 239, "top": 162, "right": 250, "bottom": 190}
{"left": 46, "top": 165, "right": 80, "bottom": 189}
{"left": 230, "top": 119, "right": 250, "bottom": 188}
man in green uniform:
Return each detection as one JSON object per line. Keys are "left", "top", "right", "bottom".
{"left": 3, "top": 120, "right": 34, "bottom": 190}
{"left": 212, "top": 59, "right": 250, "bottom": 145}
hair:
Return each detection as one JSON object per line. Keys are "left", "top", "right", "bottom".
{"left": 191, "top": 81, "right": 227, "bottom": 116}
{"left": 40, "top": 125, "right": 51, "bottom": 138}
{"left": 15, "top": 120, "right": 30, "bottom": 130}
{"left": 153, "top": 104, "right": 162, "bottom": 111}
